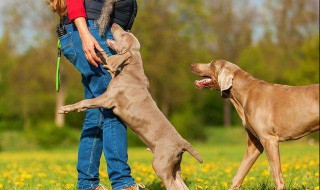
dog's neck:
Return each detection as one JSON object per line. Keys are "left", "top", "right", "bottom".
{"left": 228, "top": 69, "right": 258, "bottom": 125}
{"left": 230, "top": 69, "right": 257, "bottom": 102}
{"left": 121, "top": 51, "right": 150, "bottom": 88}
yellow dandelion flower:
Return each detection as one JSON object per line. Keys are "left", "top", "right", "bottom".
{"left": 37, "top": 173, "right": 47, "bottom": 178}
{"left": 2, "top": 172, "right": 10, "bottom": 178}
{"left": 21, "top": 172, "right": 32, "bottom": 179}
{"left": 224, "top": 168, "right": 232, "bottom": 174}
{"left": 262, "top": 170, "right": 270, "bottom": 176}
{"left": 201, "top": 168, "right": 209, "bottom": 173}
{"left": 147, "top": 175, "right": 155, "bottom": 181}
{"left": 65, "top": 184, "right": 75, "bottom": 189}
{"left": 14, "top": 181, "right": 25, "bottom": 187}
{"left": 222, "top": 182, "right": 228, "bottom": 188}
{"left": 136, "top": 177, "right": 142, "bottom": 182}
{"left": 197, "top": 178, "right": 204, "bottom": 183}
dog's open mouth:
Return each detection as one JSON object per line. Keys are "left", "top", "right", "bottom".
{"left": 194, "top": 77, "right": 213, "bottom": 88}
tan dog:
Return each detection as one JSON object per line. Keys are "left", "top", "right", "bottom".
{"left": 59, "top": 24, "right": 203, "bottom": 190}
{"left": 191, "top": 60, "right": 319, "bottom": 190}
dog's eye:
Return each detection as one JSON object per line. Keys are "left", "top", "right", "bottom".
{"left": 121, "top": 33, "right": 126, "bottom": 37}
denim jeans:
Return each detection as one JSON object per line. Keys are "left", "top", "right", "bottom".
{"left": 59, "top": 20, "right": 135, "bottom": 190}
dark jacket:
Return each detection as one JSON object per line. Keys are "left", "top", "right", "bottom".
{"left": 85, "top": 0, "right": 137, "bottom": 30}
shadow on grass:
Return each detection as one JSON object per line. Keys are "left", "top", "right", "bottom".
{"left": 143, "top": 179, "right": 194, "bottom": 190}
{"left": 144, "top": 181, "right": 164, "bottom": 190}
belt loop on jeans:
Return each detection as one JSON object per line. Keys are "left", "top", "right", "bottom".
{"left": 86, "top": 19, "right": 97, "bottom": 28}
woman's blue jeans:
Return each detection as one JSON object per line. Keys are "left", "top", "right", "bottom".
{"left": 60, "top": 20, "right": 135, "bottom": 190}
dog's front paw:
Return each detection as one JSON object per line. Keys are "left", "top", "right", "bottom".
{"left": 58, "top": 105, "right": 74, "bottom": 114}
{"left": 228, "top": 186, "right": 241, "bottom": 190}
{"left": 76, "top": 107, "right": 87, "bottom": 112}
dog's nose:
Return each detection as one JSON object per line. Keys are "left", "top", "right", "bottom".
{"left": 191, "top": 64, "right": 195, "bottom": 69}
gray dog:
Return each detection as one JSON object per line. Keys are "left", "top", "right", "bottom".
{"left": 191, "top": 60, "right": 319, "bottom": 190}
{"left": 59, "top": 24, "right": 203, "bottom": 190}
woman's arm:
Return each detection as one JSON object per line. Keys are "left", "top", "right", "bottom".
{"left": 74, "top": 17, "right": 103, "bottom": 67}
{"left": 66, "top": 0, "right": 103, "bottom": 67}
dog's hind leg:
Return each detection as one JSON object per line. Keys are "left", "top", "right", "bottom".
{"left": 173, "top": 156, "right": 189, "bottom": 190}
{"left": 58, "top": 93, "right": 113, "bottom": 114}
{"left": 153, "top": 151, "right": 183, "bottom": 190}
{"left": 230, "top": 130, "right": 264, "bottom": 190}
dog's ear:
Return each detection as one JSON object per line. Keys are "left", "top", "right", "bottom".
{"left": 103, "top": 51, "right": 131, "bottom": 72}
{"left": 218, "top": 68, "right": 234, "bottom": 98}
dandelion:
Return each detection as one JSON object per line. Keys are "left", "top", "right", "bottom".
{"left": 2, "top": 172, "right": 10, "bottom": 178}
{"left": 197, "top": 178, "right": 204, "bottom": 183}
{"left": 0, "top": 147, "right": 318, "bottom": 189}
{"left": 21, "top": 172, "right": 32, "bottom": 179}
{"left": 14, "top": 181, "right": 25, "bottom": 187}
{"left": 262, "top": 170, "right": 270, "bottom": 176}
{"left": 65, "top": 184, "right": 75, "bottom": 189}
{"left": 136, "top": 177, "right": 142, "bottom": 182}
{"left": 309, "top": 160, "right": 315, "bottom": 166}
{"left": 222, "top": 182, "right": 228, "bottom": 188}
{"left": 37, "top": 173, "right": 47, "bottom": 178}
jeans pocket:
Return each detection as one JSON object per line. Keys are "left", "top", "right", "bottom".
{"left": 60, "top": 32, "right": 77, "bottom": 63}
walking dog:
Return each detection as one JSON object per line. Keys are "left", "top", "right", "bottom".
{"left": 191, "top": 60, "right": 319, "bottom": 190}
{"left": 59, "top": 24, "right": 203, "bottom": 190}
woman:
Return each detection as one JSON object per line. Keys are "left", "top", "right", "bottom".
{"left": 49, "top": 0, "right": 141, "bottom": 190}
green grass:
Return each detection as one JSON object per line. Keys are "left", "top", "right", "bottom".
{"left": 0, "top": 141, "right": 318, "bottom": 190}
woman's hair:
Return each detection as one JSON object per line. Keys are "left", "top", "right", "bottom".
{"left": 49, "top": 0, "right": 67, "bottom": 17}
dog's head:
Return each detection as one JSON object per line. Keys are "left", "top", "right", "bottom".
{"left": 191, "top": 60, "right": 239, "bottom": 98}
{"left": 107, "top": 23, "right": 140, "bottom": 55}
{"left": 101, "top": 24, "right": 141, "bottom": 73}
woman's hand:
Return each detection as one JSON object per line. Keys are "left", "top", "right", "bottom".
{"left": 74, "top": 17, "right": 104, "bottom": 67}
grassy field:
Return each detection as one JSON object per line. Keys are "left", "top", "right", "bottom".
{"left": 0, "top": 141, "right": 318, "bottom": 190}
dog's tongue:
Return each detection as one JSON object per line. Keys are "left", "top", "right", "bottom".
{"left": 195, "top": 78, "right": 213, "bottom": 88}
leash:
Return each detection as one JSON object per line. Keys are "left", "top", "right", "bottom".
{"left": 55, "top": 17, "right": 67, "bottom": 92}
{"left": 56, "top": 39, "right": 61, "bottom": 92}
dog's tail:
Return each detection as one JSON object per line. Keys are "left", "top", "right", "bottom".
{"left": 183, "top": 142, "right": 203, "bottom": 164}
